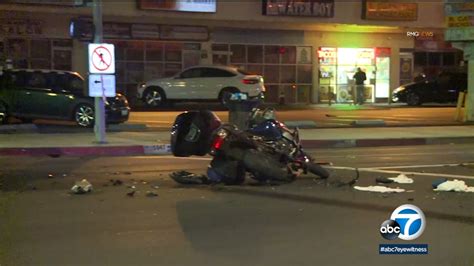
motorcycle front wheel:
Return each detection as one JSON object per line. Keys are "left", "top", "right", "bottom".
{"left": 306, "top": 162, "right": 330, "bottom": 179}
{"left": 242, "top": 149, "right": 292, "bottom": 182}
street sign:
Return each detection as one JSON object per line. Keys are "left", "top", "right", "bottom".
{"left": 88, "top": 43, "right": 115, "bottom": 74}
{"left": 88, "top": 74, "right": 116, "bottom": 97}
{"left": 445, "top": 27, "right": 474, "bottom": 41}
{"left": 446, "top": 16, "right": 474, "bottom": 27}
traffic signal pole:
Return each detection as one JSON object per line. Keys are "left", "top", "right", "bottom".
{"left": 92, "top": 0, "right": 106, "bottom": 143}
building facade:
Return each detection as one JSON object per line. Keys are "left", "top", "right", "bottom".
{"left": 0, "top": 0, "right": 459, "bottom": 105}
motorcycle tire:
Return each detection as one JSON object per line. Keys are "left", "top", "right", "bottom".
{"left": 242, "top": 149, "right": 292, "bottom": 182}
{"left": 306, "top": 162, "right": 330, "bottom": 179}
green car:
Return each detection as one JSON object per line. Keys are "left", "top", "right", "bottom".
{"left": 0, "top": 69, "right": 130, "bottom": 127}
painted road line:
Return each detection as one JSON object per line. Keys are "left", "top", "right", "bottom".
{"left": 326, "top": 166, "right": 474, "bottom": 180}
{"left": 320, "top": 151, "right": 474, "bottom": 158}
{"left": 369, "top": 163, "right": 463, "bottom": 169}
{"left": 134, "top": 155, "right": 213, "bottom": 161}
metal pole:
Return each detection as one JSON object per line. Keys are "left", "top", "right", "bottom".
{"left": 466, "top": 58, "right": 474, "bottom": 121}
{"left": 92, "top": 0, "right": 106, "bottom": 143}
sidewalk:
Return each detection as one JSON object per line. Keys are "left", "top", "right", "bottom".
{"left": 1, "top": 126, "right": 474, "bottom": 156}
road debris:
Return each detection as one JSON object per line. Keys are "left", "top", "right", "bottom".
{"left": 433, "top": 179, "right": 474, "bottom": 192}
{"left": 388, "top": 174, "right": 414, "bottom": 184}
{"left": 170, "top": 171, "right": 209, "bottom": 185}
{"left": 353, "top": 185, "right": 405, "bottom": 193}
{"left": 47, "top": 173, "right": 54, "bottom": 178}
{"left": 432, "top": 178, "right": 448, "bottom": 188}
{"left": 126, "top": 191, "right": 136, "bottom": 197}
{"left": 376, "top": 177, "right": 394, "bottom": 184}
{"left": 146, "top": 191, "right": 158, "bottom": 197}
{"left": 110, "top": 179, "right": 123, "bottom": 186}
{"left": 71, "top": 179, "right": 93, "bottom": 194}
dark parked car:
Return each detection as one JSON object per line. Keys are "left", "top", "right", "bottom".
{"left": 392, "top": 72, "right": 467, "bottom": 106}
{"left": 0, "top": 69, "right": 130, "bottom": 127}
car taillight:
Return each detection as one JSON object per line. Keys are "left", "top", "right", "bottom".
{"left": 242, "top": 78, "right": 258, "bottom": 84}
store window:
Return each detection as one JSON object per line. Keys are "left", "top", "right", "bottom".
{"left": 280, "top": 65, "right": 296, "bottom": 83}
{"left": 146, "top": 42, "right": 164, "bottom": 61}
{"left": 318, "top": 47, "right": 390, "bottom": 103}
{"left": 428, "top": 53, "right": 441, "bottom": 66}
{"left": 126, "top": 41, "right": 145, "bottom": 61}
{"left": 230, "top": 45, "right": 246, "bottom": 63}
{"left": 281, "top": 46, "right": 296, "bottom": 64}
{"left": 4, "top": 38, "right": 71, "bottom": 70}
{"left": 248, "top": 45, "right": 263, "bottom": 63}
{"left": 264, "top": 46, "right": 279, "bottom": 64}
{"left": 165, "top": 43, "right": 183, "bottom": 62}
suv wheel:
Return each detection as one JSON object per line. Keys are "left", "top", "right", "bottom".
{"left": 144, "top": 88, "right": 166, "bottom": 107}
{"left": 406, "top": 92, "right": 421, "bottom": 106}
{"left": 74, "top": 103, "right": 95, "bottom": 127}
{"left": 0, "top": 102, "right": 8, "bottom": 125}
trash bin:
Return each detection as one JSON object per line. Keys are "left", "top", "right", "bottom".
{"left": 225, "top": 93, "right": 262, "bottom": 130}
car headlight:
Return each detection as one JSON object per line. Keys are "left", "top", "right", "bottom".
{"left": 393, "top": 86, "right": 405, "bottom": 94}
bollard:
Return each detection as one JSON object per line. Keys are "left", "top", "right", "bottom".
{"left": 454, "top": 91, "right": 465, "bottom": 121}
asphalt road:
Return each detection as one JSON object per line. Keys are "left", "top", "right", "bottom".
{"left": 128, "top": 106, "right": 462, "bottom": 129}
{"left": 21, "top": 105, "right": 463, "bottom": 131}
{"left": 0, "top": 144, "right": 473, "bottom": 266}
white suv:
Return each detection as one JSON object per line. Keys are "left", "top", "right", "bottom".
{"left": 137, "top": 65, "right": 265, "bottom": 107}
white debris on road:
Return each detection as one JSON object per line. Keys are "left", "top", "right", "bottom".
{"left": 388, "top": 174, "right": 414, "bottom": 184}
{"left": 354, "top": 185, "right": 406, "bottom": 193}
{"left": 71, "top": 179, "right": 93, "bottom": 194}
{"left": 433, "top": 179, "right": 474, "bottom": 192}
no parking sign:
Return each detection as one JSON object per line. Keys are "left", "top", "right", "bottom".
{"left": 88, "top": 43, "right": 115, "bottom": 74}
{"left": 88, "top": 43, "right": 116, "bottom": 97}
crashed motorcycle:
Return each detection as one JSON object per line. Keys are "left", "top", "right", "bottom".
{"left": 170, "top": 109, "right": 329, "bottom": 185}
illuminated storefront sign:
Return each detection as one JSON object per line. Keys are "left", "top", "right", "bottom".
{"left": 138, "top": 0, "right": 216, "bottom": 13}
{"left": 263, "top": 0, "right": 334, "bottom": 18}
{"left": 445, "top": 1, "right": 474, "bottom": 16}
{"left": 362, "top": 1, "right": 417, "bottom": 21}
{"left": 318, "top": 47, "right": 336, "bottom": 65}
{"left": 1, "top": 0, "right": 85, "bottom": 6}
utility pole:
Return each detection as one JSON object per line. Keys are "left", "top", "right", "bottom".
{"left": 92, "top": 0, "right": 106, "bottom": 143}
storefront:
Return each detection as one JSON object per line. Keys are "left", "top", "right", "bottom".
{"left": 0, "top": 18, "right": 73, "bottom": 71}
{"left": 211, "top": 43, "right": 313, "bottom": 104}
{"left": 318, "top": 47, "right": 390, "bottom": 103}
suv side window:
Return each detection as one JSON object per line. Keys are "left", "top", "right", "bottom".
{"left": 203, "top": 68, "right": 236, "bottom": 78}
{"left": 180, "top": 68, "right": 202, "bottom": 79}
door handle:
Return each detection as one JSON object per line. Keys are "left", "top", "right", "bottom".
{"left": 25, "top": 92, "right": 32, "bottom": 95}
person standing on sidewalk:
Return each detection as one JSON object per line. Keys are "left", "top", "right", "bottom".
{"left": 353, "top": 67, "right": 367, "bottom": 105}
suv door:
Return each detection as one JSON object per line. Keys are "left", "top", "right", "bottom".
{"left": 201, "top": 68, "right": 236, "bottom": 98}
{"left": 173, "top": 68, "right": 203, "bottom": 99}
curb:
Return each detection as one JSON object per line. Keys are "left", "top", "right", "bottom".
{"left": 1, "top": 136, "right": 473, "bottom": 157}
{"left": 0, "top": 144, "right": 172, "bottom": 157}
